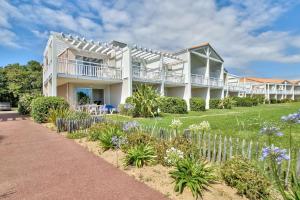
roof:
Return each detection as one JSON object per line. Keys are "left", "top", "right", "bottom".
{"left": 240, "top": 77, "right": 293, "bottom": 84}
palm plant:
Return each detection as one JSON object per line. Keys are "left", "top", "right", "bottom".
{"left": 131, "top": 84, "right": 159, "bottom": 117}
{"left": 170, "top": 158, "right": 215, "bottom": 199}
{"left": 124, "top": 144, "right": 156, "bottom": 168}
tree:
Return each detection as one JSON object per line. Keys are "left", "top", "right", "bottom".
{"left": 0, "top": 60, "right": 43, "bottom": 106}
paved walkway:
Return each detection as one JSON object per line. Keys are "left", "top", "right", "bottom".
{"left": 0, "top": 113, "right": 168, "bottom": 200}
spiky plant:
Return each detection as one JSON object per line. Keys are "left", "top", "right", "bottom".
{"left": 124, "top": 144, "right": 156, "bottom": 168}
{"left": 170, "top": 158, "right": 215, "bottom": 199}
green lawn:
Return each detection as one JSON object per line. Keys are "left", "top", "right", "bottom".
{"left": 107, "top": 102, "right": 300, "bottom": 149}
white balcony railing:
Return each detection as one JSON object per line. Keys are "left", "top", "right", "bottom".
{"left": 57, "top": 59, "right": 122, "bottom": 80}
{"left": 294, "top": 91, "right": 300, "bottom": 95}
{"left": 191, "top": 74, "right": 208, "bottom": 85}
{"left": 191, "top": 74, "right": 223, "bottom": 87}
{"left": 132, "top": 68, "right": 161, "bottom": 82}
{"left": 165, "top": 73, "right": 185, "bottom": 84}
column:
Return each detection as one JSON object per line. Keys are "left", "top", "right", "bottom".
{"left": 159, "top": 55, "right": 165, "bottom": 96}
{"left": 205, "top": 48, "right": 210, "bottom": 109}
{"left": 51, "top": 36, "right": 57, "bottom": 96}
{"left": 120, "top": 47, "right": 132, "bottom": 103}
{"left": 184, "top": 51, "right": 191, "bottom": 110}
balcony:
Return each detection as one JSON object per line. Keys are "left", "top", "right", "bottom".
{"left": 132, "top": 68, "right": 162, "bottom": 83}
{"left": 191, "top": 74, "right": 223, "bottom": 87}
{"left": 165, "top": 72, "right": 185, "bottom": 84}
{"left": 57, "top": 59, "right": 122, "bottom": 80}
{"left": 294, "top": 91, "right": 300, "bottom": 95}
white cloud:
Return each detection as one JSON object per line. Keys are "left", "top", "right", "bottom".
{"left": 0, "top": 29, "right": 20, "bottom": 48}
{"left": 1, "top": 0, "right": 300, "bottom": 71}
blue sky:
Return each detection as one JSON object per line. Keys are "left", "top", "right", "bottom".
{"left": 0, "top": 0, "right": 300, "bottom": 79}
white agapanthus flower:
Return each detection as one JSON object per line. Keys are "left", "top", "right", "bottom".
{"left": 164, "top": 147, "right": 184, "bottom": 166}
{"left": 169, "top": 118, "right": 182, "bottom": 129}
{"left": 199, "top": 121, "right": 211, "bottom": 132}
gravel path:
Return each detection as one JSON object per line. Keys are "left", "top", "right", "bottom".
{"left": 0, "top": 113, "right": 169, "bottom": 200}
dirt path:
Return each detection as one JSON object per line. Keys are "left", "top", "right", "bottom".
{"left": 0, "top": 113, "right": 169, "bottom": 200}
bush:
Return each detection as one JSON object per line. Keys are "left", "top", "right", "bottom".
{"left": 124, "top": 144, "right": 156, "bottom": 168}
{"left": 221, "top": 157, "right": 270, "bottom": 200}
{"left": 87, "top": 123, "right": 110, "bottom": 141}
{"left": 31, "top": 96, "right": 69, "bottom": 123}
{"left": 219, "top": 97, "right": 235, "bottom": 109}
{"left": 209, "top": 99, "right": 221, "bottom": 109}
{"left": 190, "top": 97, "right": 206, "bottom": 111}
{"left": 252, "top": 95, "right": 265, "bottom": 104}
{"left": 99, "top": 126, "right": 124, "bottom": 151}
{"left": 233, "top": 97, "right": 254, "bottom": 107}
{"left": 123, "top": 131, "right": 157, "bottom": 152}
{"left": 270, "top": 98, "right": 277, "bottom": 104}
{"left": 159, "top": 97, "right": 187, "bottom": 114}
{"left": 170, "top": 158, "right": 215, "bottom": 199}
{"left": 18, "top": 93, "right": 41, "bottom": 115}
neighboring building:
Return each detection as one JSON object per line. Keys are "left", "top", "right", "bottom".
{"left": 42, "top": 32, "right": 298, "bottom": 110}
{"left": 225, "top": 75, "right": 300, "bottom": 100}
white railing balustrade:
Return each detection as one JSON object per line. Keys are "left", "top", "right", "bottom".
{"left": 191, "top": 74, "right": 208, "bottom": 85}
{"left": 165, "top": 73, "right": 184, "bottom": 84}
{"left": 132, "top": 68, "right": 162, "bottom": 81}
{"left": 294, "top": 90, "right": 300, "bottom": 95}
{"left": 57, "top": 59, "right": 122, "bottom": 80}
{"left": 209, "top": 77, "right": 224, "bottom": 87}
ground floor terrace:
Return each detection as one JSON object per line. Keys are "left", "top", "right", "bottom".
{"left": 46, "top": 76, "right": 226, "bottom": 109}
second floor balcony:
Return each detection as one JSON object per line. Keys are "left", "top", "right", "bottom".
{"left": 57, "top": 59, "right": 122, "bottom": 80}
{"left": 191, "top": 74, "right": 223, "bottom": 87}
{"left": 132, "top": 68, "right": 162, "bottom": 83}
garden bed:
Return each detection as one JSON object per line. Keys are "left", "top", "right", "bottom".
{"left": 74, "top": 137, "right": 247, "bottom": 200}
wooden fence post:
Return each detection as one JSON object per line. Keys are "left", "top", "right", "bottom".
{"left": 207, "top": 134, "right": 211, "bottom": 162}
{"left": 217, "top": 135, "right": 222, "bottom": 164}
{"left": 296, "top": 149, "right": 300, "bottom": 178}
{"left": 248, "top": 140, "right": 252, "bottom": 160}
{"left": 212, "top": 134, "right": 217, "bottom": 162}
{"left": 229, "top": 137, "right": 232, "bottom": 159}
{"left": 285, "top": 149, "right": 291, "bottom": 187}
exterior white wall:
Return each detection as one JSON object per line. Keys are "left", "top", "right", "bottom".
{"left": 110, "top": 83, "right": 122, "bottom": 106}
{"left": 165, "top": 87, "right": 185, "bottom": 98}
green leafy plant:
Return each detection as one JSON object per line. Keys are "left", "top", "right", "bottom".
{"left": 159, "top": 96, "right": 187, "bottom": 114}
{"left": 48, "top": 107, "right": 71, "bottom": 124}
{"left": 31, "top": 96, "right": 69, "bottom": 123}
{"left": 221, "top": 156, "right": 270, "bottom": 200}
{"left": 190, "top": 97, "right": 206, "bottom": 111}
{"left": 209, "top": 99, "right": 221, "bottom": 109}
{"left": 170, "top": 158, "right": 215, "bottom": 199}
{"left": 129, "top": 84, "right": 159, "bottom": 117}
{"left": 66, "top": 130, "right": 87, "bottom": 139}
{"left": 218, "top": 97, "right": 235, "bottom": 109}
{"left": 286, "top": 173, "right": 300, "bottom": 200}
{"left": 99, "top": 126, "right": 123, "bottom": 151}
{"left": 124, "top": 144, "right": 156, "bottom": 168}
{"left": 87, "top": 123, "right": 110, "bottom": 141}
{"left": 123, "top": 131, "right": 156, "bottom": 152}
{"left": 18, "top": 93, "right": 41, "bottom": 115}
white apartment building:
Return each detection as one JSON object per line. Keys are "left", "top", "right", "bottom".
{"left": 43, "top": 32, "right": 224, "bottom": 109}
{"left": 225, "top": 75, "right": 300, "bottom": 100}
{"left": 43, "top": 32, "right": 298, "bottom": 110}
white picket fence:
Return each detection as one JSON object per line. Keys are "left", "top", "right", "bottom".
{"left": 140, "top": 125, "right": 300, "bottom": 180}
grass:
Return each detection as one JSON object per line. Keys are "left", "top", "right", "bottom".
{"left": 107, "top": 102, "right": 300, "bottom": 149}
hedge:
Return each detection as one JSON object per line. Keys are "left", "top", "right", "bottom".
{"left": 209, "top": 99, "right": 221, "bottom": 109}
{"left": 31, "top": 96, "right": 69, "bottom": 123}
{"left": 190, "top": 97, "right": 206, "bottom": 111}
{"left": 233, "top": 97, "right": 256, "bottom": 107}
{"left": 18, "top": 93, "right": 41, "bottom": 115}
{"left": 159, "top": 97, "right": 187, "bottom": 114}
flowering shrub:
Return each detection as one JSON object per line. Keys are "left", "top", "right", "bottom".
{"left": 164, "top": 147, "right": 184, "bottom": 166}
{"left": 111, "top": 135, "right": 127, "bottom": 149}
{"left": 281, "top": 112, "right": 300, "bottom": 124}
{"left": 261, "top": 146, "right": 289, "bottom": 164}
{"left": 169, "top": 118, "right": 182, "bottom": 129}
{"left": 123, "top": 121, "right": 139, "bottom": 132}
{"left": 259, "top": 123, "right": 283, "bottom": 137}
{"left": 199, "top": 121, "right": 210, "bottom": 132}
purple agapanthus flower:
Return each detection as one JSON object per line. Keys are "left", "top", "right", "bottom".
{"left": 111, "top": 136, "right": 127, "bottom": 149}
{"left": 261, "top": 146, "right": 290, "bottom": 164}
{"left": 122, "top": 121, "right": 140, "bottom": 131}
{"left": 124, "top": 103, "right": 134, "bottom": 110}
{"left": 259, "top": 123, "right": 283, "bottom": 137}
{"left": 281, "top": 112, "right": 300, "bottom": 124}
